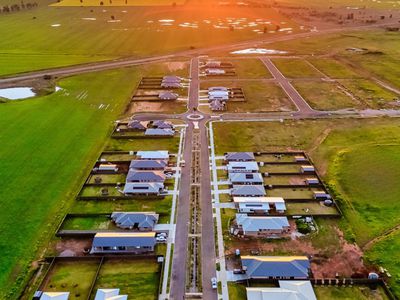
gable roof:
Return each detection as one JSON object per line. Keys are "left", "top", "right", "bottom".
{"left": 126, "top": 170, "right": 166, "bottom": 182}
{"left": 145, "top": 128, "right": 175, "bottom": 136}
{"left": 129, "top": 160, "right": 167, "bottom": 169}
{"left": 94, "top": 289, "right": 128, "bottom": 300}
{"left": 227, "top": 161, "right": 259, "bottom": 172}
{"left": 162, "top": 75, "right": 181, "bottom": 82}
{"left": 229, "top": 172, "right": 263, "bottom": 183}
{"left": 153, "top": 120, "right": 174, "bottom": 129}
{"left": 136, "top": 150, "right": 169, "bottom": 160}
{"left": 40, "top": 293, "right": 70, "bottom": 300}
{"left": 92, "top": 232, "right": 156, "bottom": 248}
{"left": 111, "top": 212, "right": 159, "bottom": 229}
{"left": 233, "top": 197, "right": 285, "bottom": 203}
{"left": 226, "top": 152, "right": 255, "bottom": 161}
{"left": 127, "top": 120, "right": 148, "bottom": 130}
{"left": 231, "top": 185, "right": 266, "bottom": 196}
{"left": 246, "top": 281, "right": 316, "bottom": 300}
{"left": 208, "top": 86, "right": 228, "bottom": 92}
{"left": 123, "top": 182, "right": 164, "bottom": 194}
{"left": 159, "top": 91, "right": 179, "bottom": 100}
{"left": 241, "top": 256, "right": 310, "bottom": 279}
{"left": 236, "top": 214, "right": 289, "bottom": 232}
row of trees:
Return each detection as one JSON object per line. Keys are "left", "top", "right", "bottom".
{"left": 0, "top": 1, "right": 38, "bottom": 13}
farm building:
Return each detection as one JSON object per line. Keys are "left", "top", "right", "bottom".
{"left": 39, "top": 292, "right": 70, "bottom": 300}
{"left": 209, "top": 99, "right": 226, "bottom": 111}
{"left": 227, "top": 161, "right": 259, "bottom": 173}
{"left": 90, "top": 232, "right": 156, "bottom": 254}
{"left": 300, "top": 165, "right": 315, "bottom": 173}
{"left": 97, "top": 164, "right": 118, "bottom": 172}
{"left": 153, "top": 120, "right": 174, "bottom": 129}
{"left": 111, "top": 212, "right": 159, "bottom": 231}
{"left": 145, "top": 128, "right": 175, "bottom": 136}
{"left": 127, "top": 120, "right": 148, "bottom": 130}
{"left": 225, "top": 152, "right": 255, "bottom": 162}
{"left": 129, "top": 160, "right": 167, "bottom": 170}
{"left": 126, "top": 170, "right": 166, "bottom": 183}
{"left": 94, "top": 288, "right": 128, "bottom": 300}
{"left": 159, "top": 91, "right": 179, "bottom": 100}
{"left": 234, "top": 214, "right": 290, "bottom": 237}
{"left": 229, "top": 172, "right": 263, "bottom": 185}
{"left": 246, "top": 281, "right": 316, "bottom": 300}
{"left": 231, "top": 185, "right": 266, "bottom": 197}
{"left": 136, "top": 150, "right": 169, "bottom": 160}
{"left": 123, "top": 182, "right": 164, "bottom": 195}
{"left": 206, "top": 68, "right": 226, "bottom": 75}
{"left": 306, "top": 178, "right": 319, "bottom": 185}
{"left": 233, "top": 197, "right": 286, "bottom": 214}
{"left": 241, "top": 256, "right": 311, "bottom": 279}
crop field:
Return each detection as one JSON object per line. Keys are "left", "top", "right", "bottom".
{"left": 0, "top": 3, "right": 300, "bottom": 75}
{"left": 0, "top": 67, "right": 141, "bottom": 298}
{"left": 293, "top": 81, "right": 358, "bottom": 110}
{"left": 213, "top": 118, "right": 400, "bottom": 296}
{"left": 271, "top": 59, "right": 324, "bottom": 78}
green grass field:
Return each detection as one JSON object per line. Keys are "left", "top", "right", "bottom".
{"left": 230, "top": 58, "right": 272, "bottom": 79}
{"left": 314, "top": 286, "right": 390, "bottom": 299}
{"left": 0, "top": 67, "right": 140, "bottom": 298}
{"left": 307, "top": 58, "right": 361, "bottom": 79}
{"left": 272, "top": 59, "right": 324, "bottom": 78}
{"left": 92, "top": 259, "right": 160, "bottom": 299}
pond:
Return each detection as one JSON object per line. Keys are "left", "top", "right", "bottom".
{"left": 0, "top": 87, "right": 36, "bottom": 100}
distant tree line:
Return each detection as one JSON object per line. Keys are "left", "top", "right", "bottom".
{"left": 1, "top": 1, "right": 38, "bottom": 13}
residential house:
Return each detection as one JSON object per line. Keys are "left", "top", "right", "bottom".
{"left": 40, "top": 292, "right": 70, "bottom": 300}
{"left": 129, "top": 160, "right": 167, "bottom": 170}
{"left": 136, "top": 150, "right": 169, "bottom": 161}
{"left": 127, "top": 120, "right": 148, "bottom": 131}
{"left": 159, "top": 91, "right": 179, "bottom": 100}
{"left": 205, "top": 60, "right": 222, "bottom": 68}
{"left": 208, "top": 86, "right": 228, "bottom": 92}
{"left": 161, "top": 76, "right": 182, "bottom": 88}
{"left": 233, "top": 197, "right": 286, "bottom": 214}
{"left": 313, "top": 191, "right": 330, "bottom": 200}
{"left": 111, "top": 212, "right": 159, "bottom": 231}
{"left": 153, "top": 120, "right": 174, "bottom": 129}
{"left": 225, "top": 152, "right": 255, "bottom": 162}
{"left": 231, "top": 185, "right": 266, "bottom": 197}
{"left": 241, "top": 256, "right": 311, "bottom": 279}
{"left": 229, "top": 172, "right": 263, "bottom": 185}
{"left": 246, "top": 281, "right": 316, "bottom": 300}
{"left": 94, "top": 289, "right": 128, "bottom": 300}
{"left": 234, "top": 214, "right": 290, "bottom": 236}
{"left": 209, "top": 99, "right": 226, "bottom": 111}
{"left": 227, "top": 161, "right": 259, "bottom": 173}
{"left": 300, "top": 165, "right": 315, "bottom": 173}
{"left": 123, "top": 182, "right": 164, "bottom": 195}
{"left": 206, "top": 68, "right": 226, "bottom": 75}
{"left": 306, "top": 178, "right": 319, "bottom": 185}
{"left": 209, "top": 93, "right": 229, "bottom": 102}
{"left": 90, "top": 232, "right": 156, "bottom": 254}
{"left": 126, "top": 170, "right": 166, "bottom": 183}
{"left": 145, "top": 128, "right": 175, "bottom": 136}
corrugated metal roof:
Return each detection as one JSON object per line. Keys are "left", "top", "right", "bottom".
{"left": 226, "top": 152, "right": 255, "bottom": 161}
{"left": 123, "top": 182, "right": 164, "bottom": 194}
{"left": 126, "top": 170, "right": 166, "bottom": 182}
{"left": 229, "top": 172, "right": 263, "bottom": 183}
{"left": 231, "top": 185, "right": 266, "bottom": 196}
{"left": 92, "top": 232, "right": 156, "bottom": 247}
{"left": 236, "top": 214, "right": 289, "bottom": 231}
{"left": 129, "top": 160, "right": 167, "bottom": 169}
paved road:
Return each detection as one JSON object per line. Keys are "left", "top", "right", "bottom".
{"left": 0, "top": 22, "right": 396, "bottom": 84}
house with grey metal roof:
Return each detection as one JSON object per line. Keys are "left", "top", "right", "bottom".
{"left": 90, "top": 232, "right": 156, "bottom": 254}
{"left": 161, "top": 81, "right": 182, "bottom": 88}
{"left": 123, "top": 182, "right": 164, "bottom": 195}
{"left": 126, "top": 170, "right": 166, "bottom": 183}
{"left": 234, "top": 214, "right": 290, "bottom": 237}
{"left": 208, "top": 86, "right": 228, "bottom": 92}
{"left": 209, "top": 99, "right": 226, "bottom": 111}
{"left": 94, "top": 288, "right": 128, "bottom": 300}
{"left": 40, "top": 292, "right": 70, "bottom": 300}
{"left": 153, "top": 120, "right": 174, "bottom": 129}
{"left": 127, "top": 120, "right": 148, "bottom": 130}
{"left": 225, "top": 152, "right": 255, "bottom": 162}
{"left": 233, "top": 197, "right": 286, "bottom": 214}
{"left": 229, "top": 172, "right": 263, "bottom": 185}
{"left": 136, "top": 150, "right": 169, "bottom": 160}
{"left": 227, "top": 161, "right": 259, "bottom": 173}
{"left": 231, "top": 185, "right": 266, "bottom": 197}
{"left": 129, "top": 160, "right": 167, "bottom": 170}
{"left": 241, "top": 256, "right": 311, "bottom": 279}
{"left": 246, "top": 281, "right": 316, "bottom": 300}
{"left": 111, "top": 212, "right": 159, "bottom": 231}
{"left": 159, "top": 91, "right": 179, "bottom": 100}
{"left": 145, "top": 128, "right": 175, "bottom": 136}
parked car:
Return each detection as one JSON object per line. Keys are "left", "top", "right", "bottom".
{"left": 211, "top": 277, "right": 217, "bottom": 289}
{"left": 233, "top": 269, "right": 245, "bottom": 274}
{"left": 156, "top": 236, "right": 167, "bottom": 242}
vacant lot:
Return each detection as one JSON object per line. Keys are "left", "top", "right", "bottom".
{"left": 92, "top": 259, "right": 160, "bottom": 299}
{"left": 106, "top": 136, "right": 180, "bottom": 152}
{"left": 230, "top": 58, "right": 272, "bottom": 79}
{"left": 314, "top": 286, "right": 390, "bottom": 299}
{"left": 307, "top": 58, "right": 361, "bottom": 79}
{"left": 0, "top": 68, "right": 140, "bottom": 298}
{"left": 272, "top": 59, "right": 323, "bottom": 78}
{"left": 293, "top": 81, "right": 358, "bottom": 110}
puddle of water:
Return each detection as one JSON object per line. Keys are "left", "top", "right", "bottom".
{"left": 0, "top": 87, "right": 36, "bottom": 100}
{"left": 231, "top": 48, "right": 288, "bottom": 55}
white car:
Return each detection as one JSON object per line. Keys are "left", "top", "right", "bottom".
{"left": 156, "top": 236, "right": 167, "bottom": 242}
{"left": 211, "top": 277, "right": 217, "bottom": 289}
